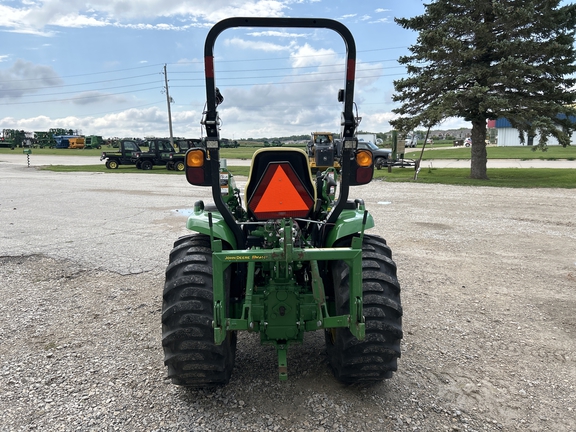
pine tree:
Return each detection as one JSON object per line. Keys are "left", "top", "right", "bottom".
{"left": 391, "top": 0, "right": 576, "bottom": 179}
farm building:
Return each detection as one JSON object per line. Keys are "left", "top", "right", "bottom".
{"left": 493, "top": 116, "right": 576, "bottom": 147}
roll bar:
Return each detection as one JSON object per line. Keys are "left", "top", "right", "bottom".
{"left": 203, "top": 17, "right": 358, "bottom": 248}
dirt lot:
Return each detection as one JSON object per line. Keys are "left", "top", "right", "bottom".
{"left": 1, "top": 163, "right": 575, "bottom": 431}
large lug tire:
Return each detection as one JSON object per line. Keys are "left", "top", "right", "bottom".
{"left": 375, "top": 157, "right": 386, "bottom": 170}
{"left": 166, "top": 161, "right": 174, "bottom": 170}
{"left": 141, "top": 160, "right": 153, "bottom": 170}
{"left": 175, "top": 161, "right": 185, "bottom": 171}
{"left": 325, "top": 234, "right": 403, "bottom": 384}
{"left": 106, "top": 159, "right": 119, "bottom": 169}
{"left": 162, "top": 234, "right": 237, "bottom": 387}
{"left": 136, "top": 160, "right": 142, "bottom": 169}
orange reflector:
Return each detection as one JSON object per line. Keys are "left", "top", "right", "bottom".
{"left": 248, "top": 162, "right": 314, "bottom": 220}
{"left": 186, "top": 149, "right": 205, "bottom": 167}
{"left": 356, "top": 150, "right": 372, "bottom": 167}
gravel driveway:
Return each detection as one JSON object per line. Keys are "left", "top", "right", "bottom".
{"left": 1, "top": 162, "right": 575, "bottom": 431}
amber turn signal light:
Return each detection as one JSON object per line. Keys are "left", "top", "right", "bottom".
{"left": 186, "top": 149, "right": 205, "bottom": 167}
{"left": 356, "top": 150, "right": 372, "bottom": 167}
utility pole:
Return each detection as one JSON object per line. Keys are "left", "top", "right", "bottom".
{"left": 163, "top": 64, "right": 174, "bottom": 147}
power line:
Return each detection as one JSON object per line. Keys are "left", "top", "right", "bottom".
{"left": 2, "top": 87, "right": 160, "bottom": 105}
{"left": 170, "top": 46, "right": 408, "bottom": 65}
{"left": 170, "top": 65, "right": 404, "bottom": 82}
{"left": 168, "top": 58, "right": 401, "bottom": 74}
{"left": 0, "top": 46, "right": 408, "bottom": 106}
{"left": 170, "top": 72, "right": 407, "bottom": 89}
{"left": 0, "top": 73, "right": 160, "bottom": 90}
{"left": 0, "top": 63, "right": 164, "bottom": 83}
{"left": 77, "top": 100, "right": 166, "bottom": 117}
{"left": 0, "top": 47, "right": 406, "bottom": 84}
{"left": 4, "top": 81, "right": 162, "bottom": 98}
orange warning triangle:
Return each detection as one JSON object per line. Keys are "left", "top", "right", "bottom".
{"left": 254, "top": 165, "right": 309, "bottom": 213}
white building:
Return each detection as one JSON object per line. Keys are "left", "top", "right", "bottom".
{"left": 495, "top": 117, "right": 576, "bottom": 146}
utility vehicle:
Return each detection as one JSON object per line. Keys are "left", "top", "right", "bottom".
{"left": 100, "top": 139, "right": 141, "bottom": 169}
{"left": 135, "top": 138, "right": 186, "bottom": 171}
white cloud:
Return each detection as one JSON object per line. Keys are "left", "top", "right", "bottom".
{"left": 289, "top": 43, "right": 339, "bottom": 68}
{"left": 369, "top": 18, "right": 391, "bottom": 24}
{"left": 224, "top": 37, "right": 291, "bottom": 53}
{"left": 247, "top": 30, "right": 307, "bottom": 38}
{"left": 49, "top": 13, "right": 110, "bottom": 28}
{"left": 363, "top": 111, "right": 397, "bottom": 131}
{"left": 0, "top": 1, "right": 290, "bottom": 34}
{"left": 0, "top": 106, "right": 203, "bottom": 138}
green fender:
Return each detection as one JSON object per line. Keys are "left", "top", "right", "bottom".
{"left": 325, "top": 208, "right": 374, "bottom": 247}
{"left": 187, "top": 210, "right": 237, "bottom": 249}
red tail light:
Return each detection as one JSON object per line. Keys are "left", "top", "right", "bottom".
{"left": 185, "top": 149, "right": 211, "bottom": 186}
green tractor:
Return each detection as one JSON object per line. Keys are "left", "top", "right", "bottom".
{"left": 161, "top": 17, "right": 403, "bottom": 386}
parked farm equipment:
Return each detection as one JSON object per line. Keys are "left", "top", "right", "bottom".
{"left": 100, "top": 139, "right": 141, "bottom": 169}
{"left": 1, "top": 129, "right": 30, "bottom": 149}
{"left": 135, "top": 138, "right": 186, "bottom": 171}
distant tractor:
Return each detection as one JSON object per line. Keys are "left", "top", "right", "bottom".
{"left": 84, "top": 135, "right": 104, "bottom": 149}
{"left": 308, "top": 132, "right": 340, "bottom": 172}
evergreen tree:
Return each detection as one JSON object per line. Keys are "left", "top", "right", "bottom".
{"left": 391, "top": 0, "right": 576, "bottom": 179}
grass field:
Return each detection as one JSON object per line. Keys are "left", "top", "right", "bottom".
{"left": 40, "top": 164, "right": 576, "bottom": 188}
{"left": 404, "top": 144, "right": 576, "bottom": 160}
{"left": 3, "top": 144, "right": 575, "bottom": 160}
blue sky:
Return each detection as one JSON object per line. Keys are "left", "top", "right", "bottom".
{"left": 1, "top": 0, "right": 469, "bottom": 139}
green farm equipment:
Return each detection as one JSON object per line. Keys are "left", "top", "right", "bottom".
{"left": 220, "top": 138, "right": 239, "bottom": 148}
{"left": 1, "top": 129, "right": 27, "bottom": 149}
{"left": 34, "top": 131, "right": 56, "bottom": 148}
{"left": 161, "top": 17, "right": 403, "bottom": 386}
{"left": 84, "top": 135, "right": 104, "bottom": 149}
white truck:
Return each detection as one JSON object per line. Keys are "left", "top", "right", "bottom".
{"left": 405, "top": 133, "right": 418, "bottom": 148}
{"left": 356, "top": 133, "right": 378, "bottom": 145}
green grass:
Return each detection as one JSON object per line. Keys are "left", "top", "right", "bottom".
{"left": 4, "top": 143, "right": 574, "bottom": 161}
{"left": 373, "top": 166, "right": 576, "bottom": 188}
{"left": 41, "top": 164, "right": 575, "bottom": 188}
{"left": 0, "top": 147, "right": 105, "bottom": 156}
{"left": 404, "top": 145, "right": 576, "bottom": 160}
{"left": 220, "top": 148, "right": 260, "bottom": 159}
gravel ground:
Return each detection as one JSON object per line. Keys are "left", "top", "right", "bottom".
{"left": 1, "top": 162, "right": 575, "bottom": 431}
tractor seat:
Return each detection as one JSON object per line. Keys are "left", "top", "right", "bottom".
{"left": 245, "top": 148, "right": 317, "bottom": 221}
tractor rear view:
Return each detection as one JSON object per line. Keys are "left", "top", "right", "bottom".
{"left": 161, "top": 17, "right": 403, "bottom": 386}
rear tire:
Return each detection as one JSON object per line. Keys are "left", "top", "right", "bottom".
{"left": 175, "top": 161, "right": 185, "bottom": 171}
{"left": 375, "top": 157, "right": 386, "bottom": 170}
{"left": 162, "top": 234, "right": 237, "bottom": 387}
{"left": 325, "top": 234, "right": 402, "bottom": 384}
{"left": 106, "top": 159, "right": 119, "bottom": 169}
{"left": 141, "top": 160, "right": 153, "bottom": 170}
